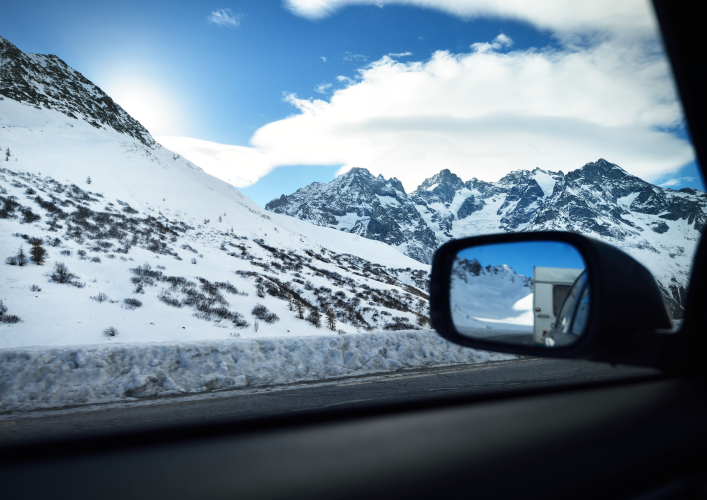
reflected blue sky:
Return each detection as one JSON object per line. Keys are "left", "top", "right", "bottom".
{"left": 457, "top": 241, "right": 585, "bottom": 278}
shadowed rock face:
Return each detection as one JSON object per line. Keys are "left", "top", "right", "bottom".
{"left": 0, "top": 36, "right": 153, "bottom": 146}
{"left": 266, "top": 159, "right": 706, "bottom": 319}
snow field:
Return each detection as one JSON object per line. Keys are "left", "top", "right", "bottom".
{"left": 0, "top": 330, "right": 512, "bottom": 412}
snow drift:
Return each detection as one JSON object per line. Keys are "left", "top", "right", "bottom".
{"left": 0, "top": 330, "right": 511, "bottom": 412}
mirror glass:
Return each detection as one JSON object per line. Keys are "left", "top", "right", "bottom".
{"left": 450, "top": 241, "right": 588, "bottom": 348}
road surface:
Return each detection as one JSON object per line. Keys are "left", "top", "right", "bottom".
{"left": 0, "top": 357, "right": 658, "bottom": 446}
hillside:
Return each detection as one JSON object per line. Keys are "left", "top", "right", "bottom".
{"left": 0, "top": 36, "right": 430, "bottom": 348}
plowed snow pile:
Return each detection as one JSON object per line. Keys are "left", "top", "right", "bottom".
{"left": 0, "top": 330, "right": 511, "bottom": 412}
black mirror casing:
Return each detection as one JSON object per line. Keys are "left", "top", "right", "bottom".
{"left": 430, "top": 232, "right": 677, "bottom": 369}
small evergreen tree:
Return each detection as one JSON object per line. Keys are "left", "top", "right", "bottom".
{"left": 5, "top": 148, "right": 10, "bottom": 161}
{"left": 15, "top": 246, "right": 28, "bottom": 266}
{"left": 86, "top": 176, "right": 92, "bottom": 185}
{"left": 326, "top": 308, "right": 336, "bottom": 331}
{"left": 29, "top": 239, "right": 47, "bottom": 265}
{"left": 218, "top": 215, "right": 222, "bottom": 222}
{"left": 308, "top": 308, "right": 321, "bottom": 329}
{"left": 296, "top": 301, "right": 305, "bottom": 319}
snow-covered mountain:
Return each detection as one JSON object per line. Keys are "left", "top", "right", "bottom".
{"left": 266, "top": 163, "right": 706, "bottom": 318}
{"left": 0, "top": 36, "right": 431, "bottom": 348}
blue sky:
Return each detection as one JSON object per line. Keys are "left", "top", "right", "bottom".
{"left": 2, "top": 0, "right": 704, "bottom": 207}
{"left": 458, "top": 241, "right": 585, "bottom": 278}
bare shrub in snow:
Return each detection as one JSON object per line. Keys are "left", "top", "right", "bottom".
{"left": 158, "top": 290, "right": 181, "bottom": 308}
{"left": 29, "top": 284, "right": 41, "bottom": 292}
{"left": 123, "top": 298, "right": 142, "bottom": 309}
{"left": 191, "top": 258, "right": 197, "bottom": 265}
{"left": 60, "top": 249, "right": 71, "bottom": 256}
{"left": 6, "top": 246, "right": 28, "bottom": 266}
{"left": 232, "top": 315, "right": 249, "bottom": 328}
{"left": 103, "top": 326, "right": 118, "bottom": 337}
{"left": 181, "top": 243, "right": 198, "bottom": 254}
{"left": 90, "top": 256, "right": 101, "bottom": 263}
{"left": 91, "top": 292, "right": 109, "bottom": 303}
{"left": 77, "top": 249, "right": 87, "bottom": 259}
{"left": 253, "top": 320, "right": 259, "bottom": 332}
{"left": 252, "top": 304, "right": 279, "bottom": 324}
{"left": 214, "top": 281, "right": 239, "bottom": 295}
{"left": 0, "top": 300, "right": 22, "bottom": 323}
{"left": 229, "top": 332, "right": 241, "bottom": 338}
{"left": 45, "top": 262, "right": 84, "bottom": 287}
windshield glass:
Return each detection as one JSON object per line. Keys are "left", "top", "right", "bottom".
{"left": 0, "top": 0, "right": 703, "bottom": 444}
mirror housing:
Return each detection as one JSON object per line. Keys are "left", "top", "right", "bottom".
{"left": 430, "top": 232, "right": 677, "bottom": 369}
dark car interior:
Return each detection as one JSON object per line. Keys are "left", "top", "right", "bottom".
{"left": 2, "top": 1, "right": 706, "bottom": 499}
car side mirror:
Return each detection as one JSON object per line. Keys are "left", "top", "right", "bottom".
{"left": 430, "top": 232, "right": 678, "bottom": 369}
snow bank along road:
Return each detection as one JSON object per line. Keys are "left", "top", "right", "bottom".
{"left": 0, "top": 330, "right": 512, "bottom": 412}
{"left": 0, "top": 358, "right": 657, "bottom": 445}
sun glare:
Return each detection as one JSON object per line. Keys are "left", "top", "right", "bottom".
{"left": 104, "top": 79, "right": 182, "bottom": 136}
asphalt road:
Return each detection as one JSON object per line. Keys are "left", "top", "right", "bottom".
{"left": 0, "top": 357, "right": 659, "bottom": 446}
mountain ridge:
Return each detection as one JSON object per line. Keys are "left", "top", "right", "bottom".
{"left": 266, "top": 159, "right": 707, "bottom": 318}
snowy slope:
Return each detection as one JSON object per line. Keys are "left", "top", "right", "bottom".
{"left": 450, "top": 257, "right": 533, "bottom": 337}
{"left": 0, "top": 37, "right": 431, "bottom": 349}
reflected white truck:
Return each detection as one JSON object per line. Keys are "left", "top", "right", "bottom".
{"left": 533, "top": 267, "right": 583, "bottom": 346}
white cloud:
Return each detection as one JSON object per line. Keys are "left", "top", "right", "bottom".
{"left": 388, "top": 52, "right": 413, "bottom": 57}
{"left": 660, "top": 177, "right": 695, "bottom": 188}
{"left": 321, "top": 56, "right": 327, "bottom": 62}
{"left": 208, "top": 8, "right": 242, "bottom": 27}
{"left": 282, "top": 0, "right": 659, "bottom": 38}
{"left": 155, "top": 136, "right": 277, "bottom": 187}
{"left": 315, "top": 82, "right": 333, "bottom": 93}
{"left": 343, "top": 52, "right": 368, "bottom": 63}
{"left": 160, "top": 34, "right": 693, "bottom": 192}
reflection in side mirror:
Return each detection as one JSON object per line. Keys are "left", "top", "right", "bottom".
{"left": 450, "top": 241, "right": 587, "bottom": 348}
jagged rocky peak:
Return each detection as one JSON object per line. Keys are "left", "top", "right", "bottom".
{"left": 567, "top": 159, "right": 649, "bottom": 199}
{"left": 414, "top": 169, "right": 465, "bottom": 204}
{"left": 0, "top": 35, "right": 153, "bottom": 146}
